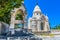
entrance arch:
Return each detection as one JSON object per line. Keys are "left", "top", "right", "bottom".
{"left": 14, "top": 9, "right": 24, "bottom": 29}
{"left": 15, "top": 9, "right": 24, "bottom": 20}
{"left": 9, "top": 2, "right": 28, "bottom": 34}
{"left": 10, "top": 8, "right": 25, "bottom": 29}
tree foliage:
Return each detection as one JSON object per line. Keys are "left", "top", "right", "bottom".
{"left": 52, "top": 25, "right": 60, "bottom": 30}
{"left": 0, "top": 0, "right": 23, "bottom": 24}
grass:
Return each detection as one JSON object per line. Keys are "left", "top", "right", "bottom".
{"left": 34, "top": 34, "right": 55, "bottom": 37}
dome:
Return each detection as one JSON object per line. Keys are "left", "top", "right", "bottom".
{"left": 33, "top": 5, "right": 41, "bottom": 12}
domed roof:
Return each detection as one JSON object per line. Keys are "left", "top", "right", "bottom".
{"left": 33, "top": 5, "right": 41, "bottom": 12}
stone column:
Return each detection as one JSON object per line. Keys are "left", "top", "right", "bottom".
{"left": 28, "top": 19, "right": 31, "bottom": 29}
{"left": 37, "top": 20, "right": 41, "bottom": 32}
{"left": 47, "top": 21, "right": 50, "bottom": 31}
{"left": 10, "top": 14, "right": 15, "bottom": 34}
{"left": 40, "top": 22, "right": 41, "bottom": 31}
{"left": 44, "top": 21, "right": 48, "bottom": 31}
{"left": 24, "top": 14, "right": 27, "bottom": 29}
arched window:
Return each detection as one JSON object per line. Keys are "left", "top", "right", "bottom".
{"left": 41, "top": 22, "right": 44, "bottom": 30}
{"left": 14, "top": 9, "right": 24, "bottom": 29}
{"left": 15, "top": 9, "right": 23, "bottom": 20}
{"left": 37, "top": 13, "right": 38, "bottom": 15}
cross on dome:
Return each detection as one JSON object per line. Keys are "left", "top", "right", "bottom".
{"left": 33, "top": 2, "right": 41, "bottom": 12}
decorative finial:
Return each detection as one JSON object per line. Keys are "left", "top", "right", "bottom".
{"left": 46, "top": 13, "right": 48, "bottom": 19}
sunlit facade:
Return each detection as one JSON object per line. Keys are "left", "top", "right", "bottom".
{"left": 28, "top": 4, "right": 50, "bottom": 34}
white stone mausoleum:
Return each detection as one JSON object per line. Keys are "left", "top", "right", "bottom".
{"left": 28, "top": 4, "right": 50, "bottom": 34}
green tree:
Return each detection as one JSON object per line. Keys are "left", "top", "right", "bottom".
{"left": 52, "top": 25, "right": 60, "bottom": 30}
{"left": 0, "top": 0, "right": 23, "bottom": 24}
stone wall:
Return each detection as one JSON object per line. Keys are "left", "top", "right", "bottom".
{"left": 0, "top": 21, "right": 9, "bottom": 35}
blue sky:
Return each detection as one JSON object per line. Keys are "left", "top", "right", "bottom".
{"left": 24, "top": 0, "right": 60, "bottom": 28}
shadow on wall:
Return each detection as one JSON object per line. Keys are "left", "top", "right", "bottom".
{"left": 0, "top": 21, "right": 9, "bottom": 35}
